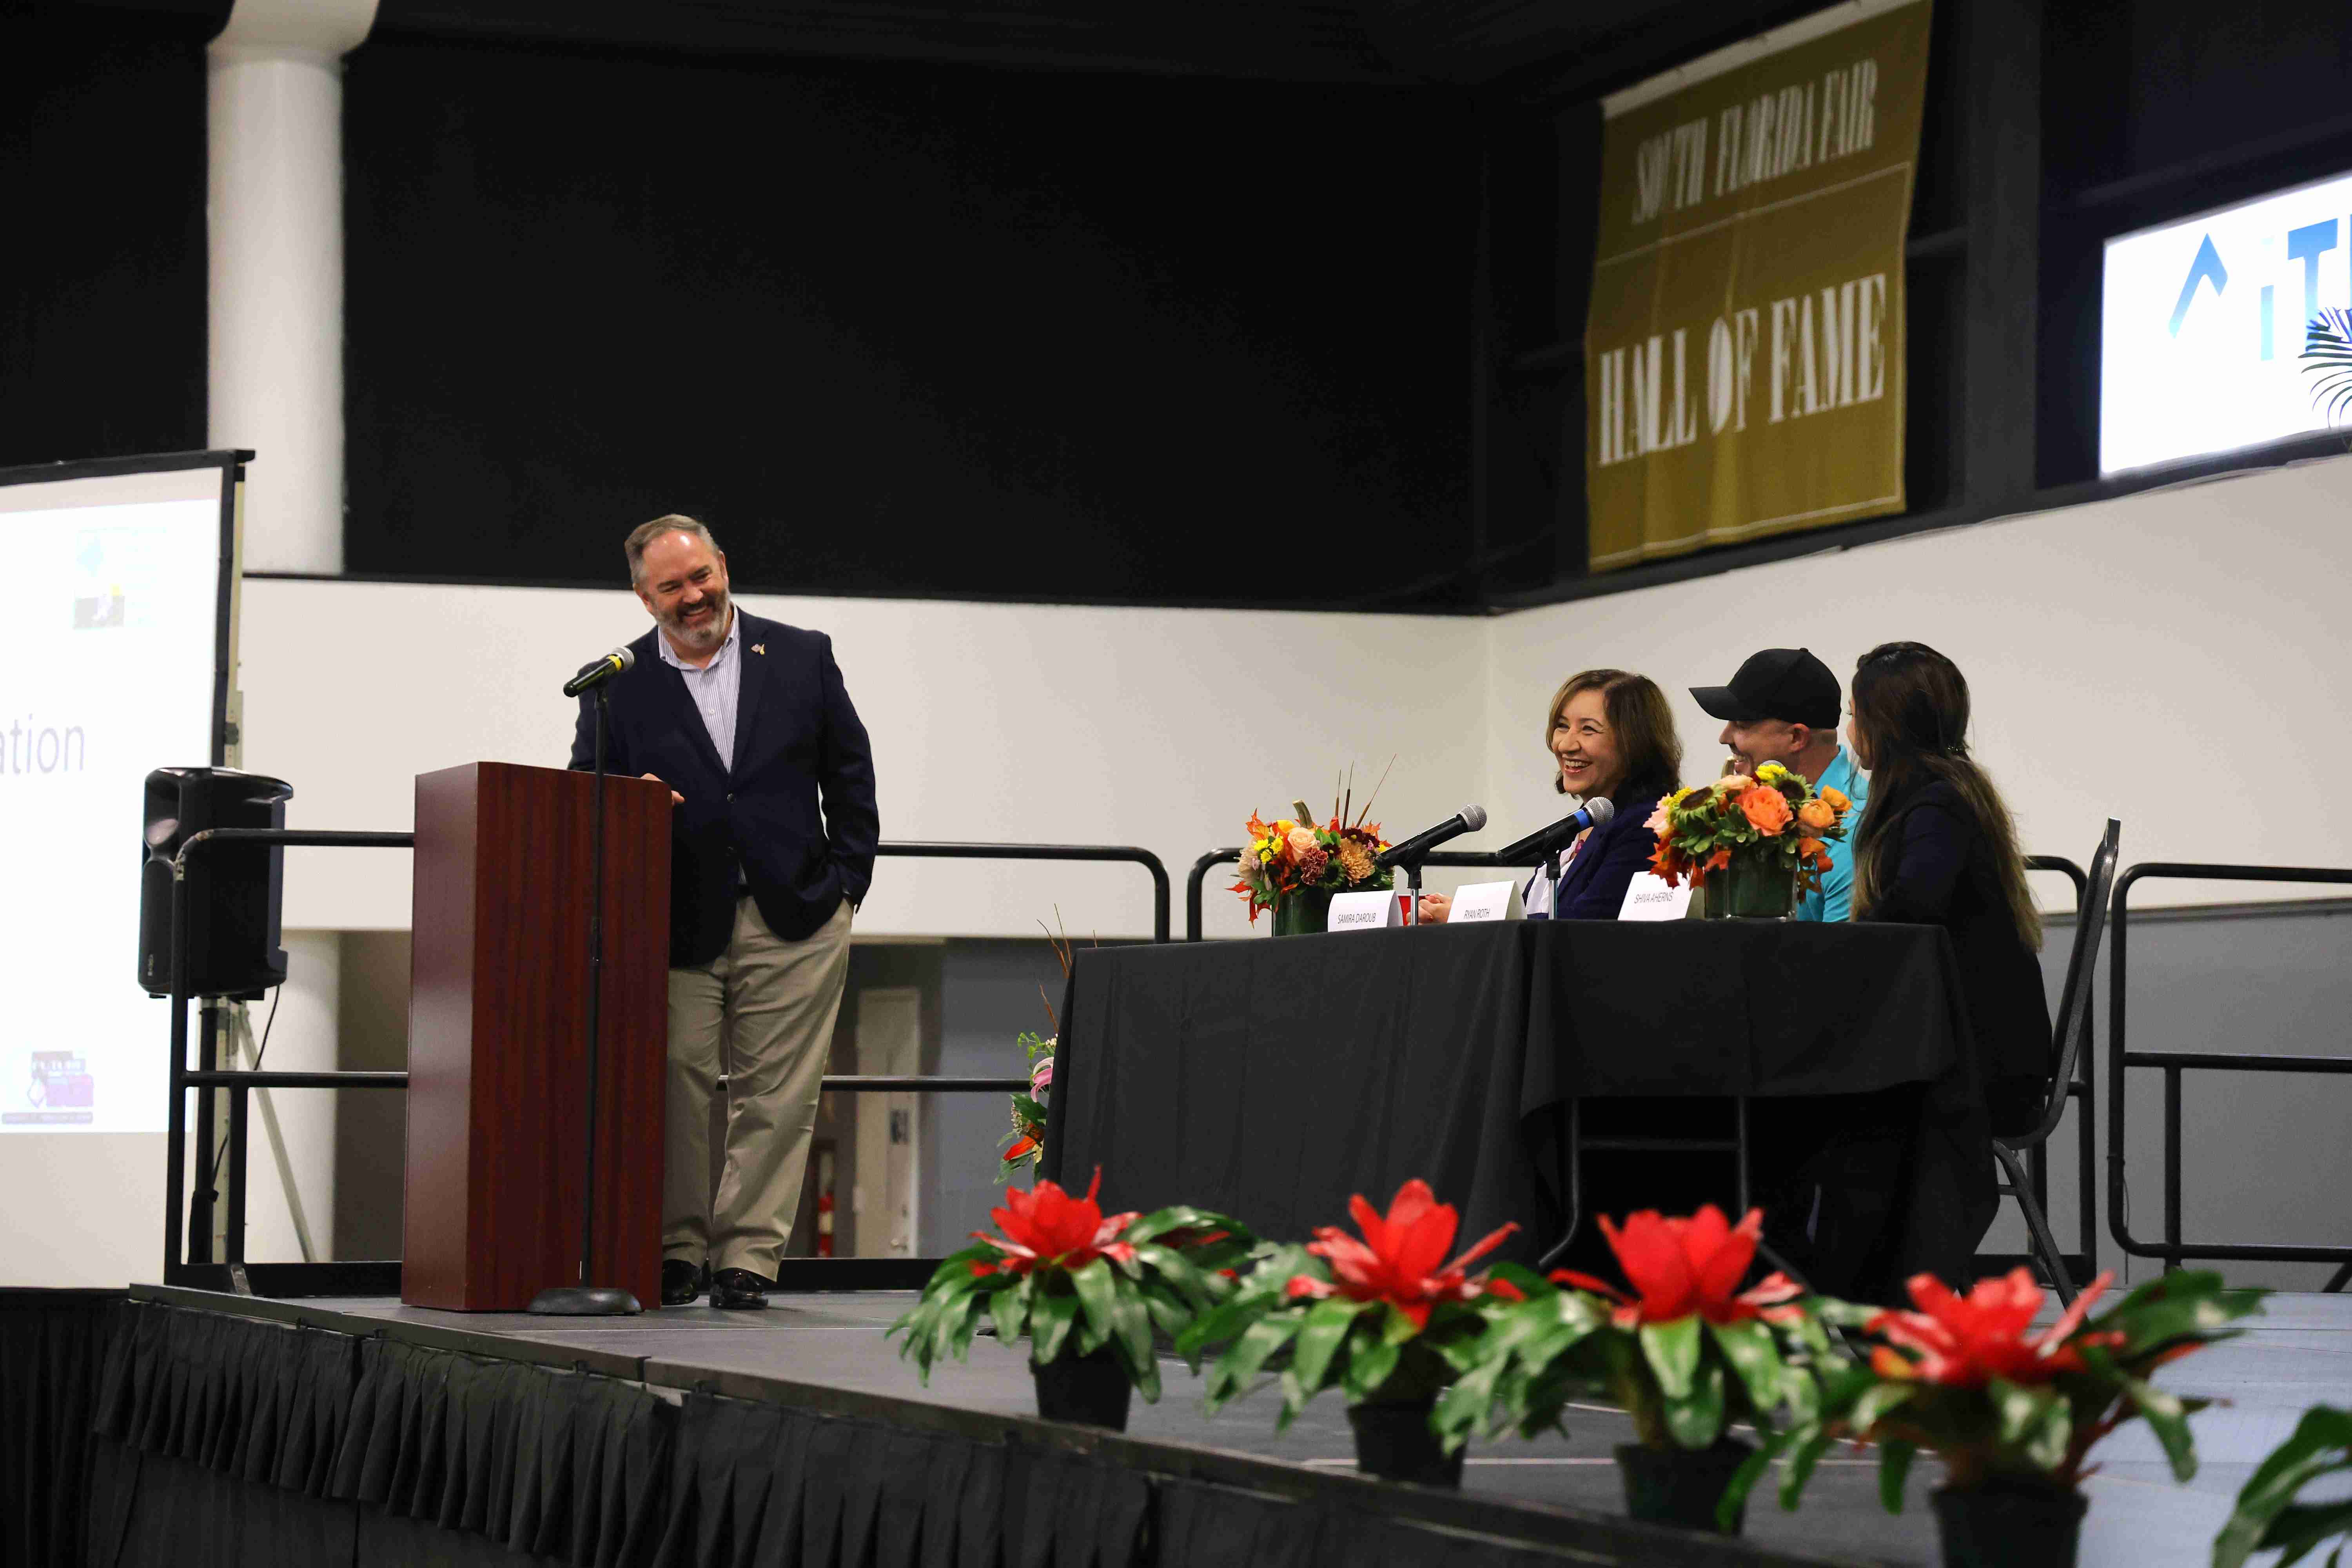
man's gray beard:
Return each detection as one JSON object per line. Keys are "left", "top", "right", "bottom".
{"left": 668, "top": 595, "right": 730, "bottom": 652}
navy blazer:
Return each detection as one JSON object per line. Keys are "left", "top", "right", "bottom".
{"left": 1525, "top": 787, "right": 1666, "bottom": 920}
{"left": 569, "top": 611, "right": 878, "bottom": 965}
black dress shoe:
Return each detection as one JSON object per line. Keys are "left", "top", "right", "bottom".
{"left": 661, "top": 1259, "right": 706, "bottom": 1307}
{"left": 711, "top": 1267, "right": 772, "bottom": 1310}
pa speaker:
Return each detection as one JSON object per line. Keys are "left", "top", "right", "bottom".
{"left": 139, "top": 767, "right": 295, "bottom": 999}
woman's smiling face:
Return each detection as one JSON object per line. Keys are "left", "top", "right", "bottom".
{"left": 1550, "top": 686, "right": 1624, "bottom": 802}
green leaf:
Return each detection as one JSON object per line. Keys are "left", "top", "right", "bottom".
{"left": 1070, "top": 1258, "right": 1119, "bottom": 1348}
{"left": 1433, "top": 1357, "right": 1510, "bottom": 1449}
{"left": 991, "top": 1280, "right": 1029, "bottom": 1345}
{"left": 1708, "top": 1318, "right": 1788, "bottom": 1418}
{"left": 1879, "top": 1439, "right": 1916, "bottom": 1514}
{"left": 2221, "top": 1403, "right": 2352, "bottom": 1568}
{"left": 1992, "top": 1378, "right": 2060, "bottom": 1448}
{"left": 1347, "top": 1335, "right": 1402, "bottom": 1401}
{"left": 2081, "top": 1343, "right": 2195, "bottom": 1480}
{"left": 1846, "top": 1378, "right": 1920, "bottom": 1436}
{"left": 2267, "top": 1503, "right": 2352, "bottom": 1568}
{"left": 1131, "top": 1243, "right": 1212, "bottom": 1305}
{"left": 1780, "top": 1425, "right": 1839, "bottom": 1512}
{"left": 1111, "top": 1290, "right": 1160, "bottom": 1402}
{"left": 1205, "top": 1316, "right": 1301, "bottom": 1412}
{"left": 1175, "top": 1295, "right": 1261, "bottom": 1363}
{"left": 1664, "top": 1362, "right": 1728, "bottom": 1449}
{"left": 1381, "top": 1303, "right": 1423, "bottom": 1346}
{"left": 1290, "top": 1298, "right": 1373, "bottom": 1396}
{"left": 1719, "top": 1431, "right": 1782, "bottom": 1530}
{"left": 1030, "top": 1289, "right": 1078, "bottom": 1366}
{"left": 1640, "top": 1316, "right": 1702, "bottom": 1400}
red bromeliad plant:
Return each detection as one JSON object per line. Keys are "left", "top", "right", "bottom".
{"left": 889, "top": 1169, "right": 1254, "bottom": 1401}
{"left": 1436, "top": 1207, "right": 1839, "bottom": 1459}
{"left": 1751, "top": 1267, "right": 2265, "bottom": 1519}
{"left": 1176, "top": 1180, "right": 1519, "bottom": 1425}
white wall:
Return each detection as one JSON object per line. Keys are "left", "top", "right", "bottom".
{"left": 236, "top": 581, "right": 1492, "bottom": 940}
{"left": 1481, "top": 451, "right": 2352, "bottom": 909}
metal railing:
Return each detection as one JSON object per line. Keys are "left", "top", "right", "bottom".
{"left": 161, "top": 829, "right": 1169, "bottom": 1294}
{"left": 2109, "top": 862, "right": 2352, "bottom": 1287}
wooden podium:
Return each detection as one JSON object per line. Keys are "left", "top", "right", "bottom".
{"left": 403, "top": 761, "right": 670, "bottom": 1310}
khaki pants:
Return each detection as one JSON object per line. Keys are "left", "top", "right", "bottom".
{"left": 663, "top": 895, "right": 852, "bottom": 1278}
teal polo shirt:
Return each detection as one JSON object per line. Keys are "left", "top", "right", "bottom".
{"left": 1795, "top": 746, "right": 1870, "bottom": 924}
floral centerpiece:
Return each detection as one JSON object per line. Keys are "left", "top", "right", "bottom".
{"left": 1648, "top": 761, "right": 1853, "bottom": 919}
{"left": 1233, "top": 779, "right": 1395, "bottom": 935}
{"left": 999, "top": 1029, "right": 1053, "bottom": 1174}
{"left": 1437, "top": 1206, "right": 1840, "bottom": 1534}
{"left": 1758, "top": 1267, "right": 2265, "bottom": 1568}
{"left": 889, "top": 1169, "right": 1254, "bottom": 1430}
{"left": 999, "top": 919, "right": 1076, "bottom": 1177}
{"left": 1178, "top": 1179, "right": 1518, "bottom": 1485}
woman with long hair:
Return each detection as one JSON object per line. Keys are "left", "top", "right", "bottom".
{"left": 1421, "top": 668, "right": 1682, "bottom": 922}
{"left": 1847, "top": 642, "right": 2052, "bottom": 1136}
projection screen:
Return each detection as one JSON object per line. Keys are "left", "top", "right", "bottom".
{"left": 0, "top": 452, "right": 240, "bottom": 1285}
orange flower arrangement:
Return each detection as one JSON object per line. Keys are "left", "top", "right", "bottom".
{"left": 1648, "top": 760, "right": 1851, "bottom": 895}
{"left": 1231, "top": 783, "right": 1394, "bottom": 924}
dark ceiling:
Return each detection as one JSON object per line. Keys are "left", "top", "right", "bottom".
{"left": 60, "top": 0, "right": 1822, "bottom": 102}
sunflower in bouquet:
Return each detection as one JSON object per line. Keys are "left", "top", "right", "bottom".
{"left": 1232, "top": 793, "right": 1394, "bottom": 925}
{"left": 1646, "top": 761, "right": 1853, "bottom": 893}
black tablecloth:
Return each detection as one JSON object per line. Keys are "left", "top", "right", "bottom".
{"left": 1044, "top": 922, "right": 1996, "bottom": 1299}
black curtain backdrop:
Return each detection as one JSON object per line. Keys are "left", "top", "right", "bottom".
{"left": 11, "top": 1292, "right": 1670, "bottom": 1568}
{"left": 0, "top": 13, "right": 209, "bottom": 472}
{"left": 343, "top": 38, "right": 1480, "bottom": 608}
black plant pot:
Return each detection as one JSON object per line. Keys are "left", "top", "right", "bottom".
{"left": 1348, "top": 1399, "right": 1465, "bottom": 1487}
{"left": 1031, "top": 1347, "right": 1132, "bottom": 1430}
{"left": 1931, "top": 1483, "right": 2089, "bottom": 1568}
{"left": 1614, "top": 1439, "right": 1755, "bottom": 1534}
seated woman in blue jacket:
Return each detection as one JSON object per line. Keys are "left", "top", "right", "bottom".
{"left": 1422, "top": 668, "right": 1682, "bottom": 922}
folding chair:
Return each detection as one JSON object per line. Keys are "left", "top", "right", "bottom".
{"left": 1994, "top": 819, "right": 2120, "bottom": 1306}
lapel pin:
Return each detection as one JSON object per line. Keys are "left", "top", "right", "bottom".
{"left": 752, "top": 643, "right": 766, "bottom": 655}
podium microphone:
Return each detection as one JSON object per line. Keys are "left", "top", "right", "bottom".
{"left": 562, "top": 646, "right": 635, "bottom": 697}
{"left": 1376, "top": 804, "right": 1488, "bottom": 870}
{"left": 1497, "top": 797, "right": 1615, "bottom": 862}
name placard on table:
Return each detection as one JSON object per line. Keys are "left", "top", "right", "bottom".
{"left": 1448, "top": 881, "right": 1524, "bottom": 923}
{"left": 1326, "top": 890, "right": 1403, "bottom": 931}
{"left": 1617, "top": 873, "right": 1693, "bottom": 921}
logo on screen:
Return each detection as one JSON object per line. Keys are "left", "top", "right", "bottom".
{"left": 4, "top": 1050, "right": 94, "bottom": 1125}
{"left": 70, "top": 527, "right": 156, "bottom": 630}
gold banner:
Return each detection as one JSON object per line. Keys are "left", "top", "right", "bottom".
{"left": 1585, "top": 0, "right": 1932, "bottom": 571}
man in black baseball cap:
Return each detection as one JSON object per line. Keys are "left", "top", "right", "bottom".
{"left": 1690, "top": 648, "right": 1869, "bottom": 921}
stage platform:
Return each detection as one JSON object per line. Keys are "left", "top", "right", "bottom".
{"left": 119, "top": 1281, "right": 2352, "bottom": 1568}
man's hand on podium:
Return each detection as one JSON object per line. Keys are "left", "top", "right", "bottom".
{"left": 641, "top": 772, "right": 684, "bottom": 805}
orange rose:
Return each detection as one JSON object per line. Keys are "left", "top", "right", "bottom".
{"left": 1797, "top": 836, "right": 1824, "bottom": 857}
{"left": 1820, "top": 787, "right": 1850, "bottom": 813}
{"left": 1737, "top": 786, "right": 1793, "bottom": 835}
{"left": 1797, "top": 798, "right": 1837, "bottom": 832}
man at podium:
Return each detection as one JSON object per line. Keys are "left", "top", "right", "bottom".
{"left": 570, "top": 514, "right": 880, "bottom": 1310}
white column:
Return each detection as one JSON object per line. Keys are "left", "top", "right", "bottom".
{"left": 207, "top": 0, "right": 379, "bottom": 575}
{"left": 206, "top": 0, "right": 377, "bottom": 1265}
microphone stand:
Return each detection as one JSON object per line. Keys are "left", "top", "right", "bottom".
{"left": 530, "top": 684, "right": 641, "bottom": 1316}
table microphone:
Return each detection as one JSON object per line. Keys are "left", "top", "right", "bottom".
{"left": 1496, "top": 797, "right": 1615, "bottom": 862}
{"left": 562, "top": 646, "right": 635, "bottom": 697}
{"left": 1375, "top": 804, "right": 1488, "bottom": 869}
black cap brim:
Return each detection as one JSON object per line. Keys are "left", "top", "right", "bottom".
{"left": 1689, "top": 684, "right": 1762, "bottom": 722}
